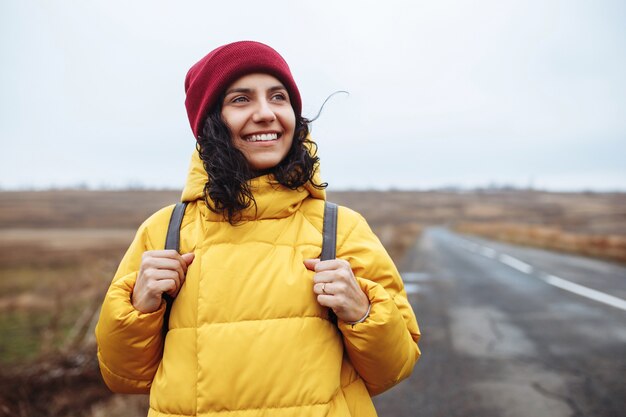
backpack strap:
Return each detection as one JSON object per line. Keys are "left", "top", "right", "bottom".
{"left": 321, "top": 201, "right": 339, "bottom": 324}
{"left": 321, "top": 202, "right": 338, "bottom": 261}
{"left": 165, "top": 201, "right": 188, "bottom": 251}
{"left": 163, "top": 201, "right": 188, "bottom": 333}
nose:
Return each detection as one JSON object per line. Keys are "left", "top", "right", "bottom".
{"left": 252, "top": 99, "right": 276, "bottom": 123}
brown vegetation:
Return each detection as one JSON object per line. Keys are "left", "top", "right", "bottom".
{"left": 455, "top": 222, "right": 626, "bottom": 263}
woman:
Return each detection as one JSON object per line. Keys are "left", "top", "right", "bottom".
{"left": 96, "top": 41, "right": 420, "bottom": 417}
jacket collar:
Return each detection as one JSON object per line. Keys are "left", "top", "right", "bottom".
{"left": 180, "top": 148, "right": 326, "bottom": 221}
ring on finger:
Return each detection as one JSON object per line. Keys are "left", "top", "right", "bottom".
{"left": 322, "top": 283, "right": 327, "bottom": 294}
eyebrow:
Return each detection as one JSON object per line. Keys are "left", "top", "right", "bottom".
{"left": 224, "top": 85, "right": 287, "bottom": 96}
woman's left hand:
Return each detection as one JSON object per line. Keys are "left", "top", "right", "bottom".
{"left": 304, "top": 258, "right": 370, "bottom": 323}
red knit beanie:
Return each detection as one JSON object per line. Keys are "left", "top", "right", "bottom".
{"left": 184, "top": 41, "right": 302, "bottom": 139}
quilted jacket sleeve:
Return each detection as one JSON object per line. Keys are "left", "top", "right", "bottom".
{"left": 95, "top": 207, "right": 173, "bottom": 394}
{"left": 335, "top": 207, "right": 421, "bottom": 396}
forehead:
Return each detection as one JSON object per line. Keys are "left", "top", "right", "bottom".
{"left": 225, "top": 73, "right": 286, "bottom": 91}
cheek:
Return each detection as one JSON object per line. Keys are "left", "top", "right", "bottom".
{"left": 281, "top": 110, "right": 297, "bottom": 135}
{"left": 221, "top": 110, "right": 244, "bottom": 134}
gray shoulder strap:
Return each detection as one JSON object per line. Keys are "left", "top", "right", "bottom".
{"left": 165, "top": 202, "right": 188, "bottom": 251}
{"left": 163, "top": 201, "right": 188, "bottom": 332}
{"left": 321, "top": 201, "right": 338, "bottom": 261}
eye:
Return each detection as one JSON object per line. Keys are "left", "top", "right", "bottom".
{"left": 271, "top": 92, "right": 288, "bottom": 102}
{"left": 231, "top": 95, "right": 249, "bottom": 103}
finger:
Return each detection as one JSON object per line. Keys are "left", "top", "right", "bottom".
{"left": 181, "top": 252, "right": 195, "bottom": 266}
{"left": 142, "top": 250, "right": 189, "bottom": 275}
{"left": 313, "top": 271, "right": 337, "bottom": 284}
{"left": 145, "top": 257, "right": 186, "bottom": 283}
{"left": 160, "top": 275, "right": 181, "bottom": 298}
{"left": 164, "top": 251, "right": 191, "bottom": 275}
{"left": 313, "top": 269, "right": 351, "bottom": 284}
{"left": 311, "top": 259, "right": 350, "bottom": 273}
{"left": 164, "top": 284, "right": 180, "bottom": 298}
{"left": 146, "top": 278, "right": 177, "bottom": 297}
{"left": 145, "top": 269, "right": 182, "bottom": 293}
{"left": 148, "top": 257, "right": 186, "bottom": 273}
{"left": 303, "top": 258, "right": 320, "bottom": 271}
{"left": 313, "top": 282, "right": 336, "bottom": 296}
{"left": 316, "top": 294, "right": 339, "bottom": 309}
{"left": 143, "top": 249, "right": 184, "bottom": 261}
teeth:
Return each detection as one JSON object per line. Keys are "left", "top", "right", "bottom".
{"left": 246, "top": 133, "right": 278, "bottom": 142}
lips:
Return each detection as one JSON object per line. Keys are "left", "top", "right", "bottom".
{"left": 243, "top": 132, "right": 281, "bottom": 142}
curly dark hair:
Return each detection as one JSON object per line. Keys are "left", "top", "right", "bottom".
{"left": 196, "top": 105, "right": 327, "bottom": 224}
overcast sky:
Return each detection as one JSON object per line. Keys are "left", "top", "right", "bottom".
{"left": 1, "top": 0, "right": 625, "bottom": 191}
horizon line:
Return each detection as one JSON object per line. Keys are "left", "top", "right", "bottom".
{"left": 1, "top": 184, "right": 625, "bottom": 194}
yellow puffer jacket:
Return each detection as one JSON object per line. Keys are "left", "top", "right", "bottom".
{"left": 96, "top": 151, "right": 420, "bottom": 417}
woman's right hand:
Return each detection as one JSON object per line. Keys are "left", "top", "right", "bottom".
{"left": 131, "top": 250, "right": 195, "bottom": 313}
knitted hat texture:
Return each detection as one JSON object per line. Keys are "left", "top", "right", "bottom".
{"left": 184, "top": 41, "right": 302, "bottom": 139}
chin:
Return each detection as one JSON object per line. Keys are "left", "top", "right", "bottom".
{"left": 250, "top": 162, "right": 280, "bottom": 172}
{"left": 248, "top": 155, "right": 287, "bottom": 171}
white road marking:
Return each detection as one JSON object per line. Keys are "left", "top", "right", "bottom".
{"left": 542, "top": 274, "right": 626, "bottom": 312}
{"left": 499, "top": 254, "right": 534, "bottom": 274}
{"left": 480, "top": 247, "right": 497, "bottom": 258}
{"left": 461, "top": 239, "right": 497, "bottom": 259}
{"left": 456, "top": 235, "right": 626, "bottom": 312}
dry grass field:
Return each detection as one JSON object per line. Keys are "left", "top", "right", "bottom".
{"left": 0, "top": 189, "right": 624, "bottom": 416}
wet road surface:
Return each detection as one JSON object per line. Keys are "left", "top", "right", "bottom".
{"left": 373, "top": 227, "right": 626, "bottom": 417}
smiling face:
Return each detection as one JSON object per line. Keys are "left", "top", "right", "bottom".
{"left": 220, "top": 73, "right": 296, "bottom": 172}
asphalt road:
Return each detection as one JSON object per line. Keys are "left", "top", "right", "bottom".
{"left": 373, "top": 227, "right": 626, "bottom": 417}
